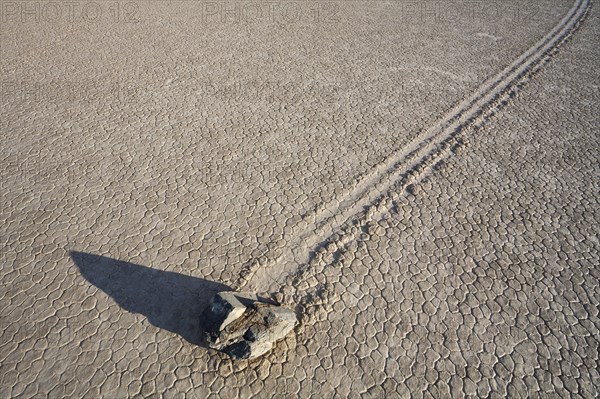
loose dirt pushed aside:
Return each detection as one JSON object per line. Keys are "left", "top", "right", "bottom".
{"left": 268, "top": 2, "right": 599, "bottom": 397}
{"left": 1, "top": 0, "right": 573, "bottom": 286}
{"left": 244, "top": 0, "right": 592, "bottom": 292}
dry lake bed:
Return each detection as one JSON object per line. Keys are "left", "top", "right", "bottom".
{"left": 1, "top": 0, "right": 599, "bottom": 397}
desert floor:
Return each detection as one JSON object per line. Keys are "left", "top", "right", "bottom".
{"left": 1, "top": 0, "right": 599, "bottom": 397}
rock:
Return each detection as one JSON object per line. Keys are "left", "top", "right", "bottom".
{"left": 200, "top": 291, "right": 298, "bottom": 359}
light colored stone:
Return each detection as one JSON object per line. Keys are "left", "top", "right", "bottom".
{"left": 200, "top": 292, "right": 298, "bottom": 359}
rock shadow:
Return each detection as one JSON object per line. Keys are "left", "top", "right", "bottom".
{"left": 70, "top": 251, "right": 232, "bottom": 345}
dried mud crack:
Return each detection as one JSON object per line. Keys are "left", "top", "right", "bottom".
{"left": 239, "top": 0, "right": 593, "bottom": 297}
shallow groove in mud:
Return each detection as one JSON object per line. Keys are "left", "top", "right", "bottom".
{"left": 237, "top": 0, "right": 592, "bottom": 294}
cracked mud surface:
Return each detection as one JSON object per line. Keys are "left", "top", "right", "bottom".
{"left": 1, "top": 0, "right": 599, "bottom": 397}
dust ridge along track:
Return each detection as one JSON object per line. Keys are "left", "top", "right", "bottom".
{"left": 236, "top": 0, "right": 592, "bottom": 291}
